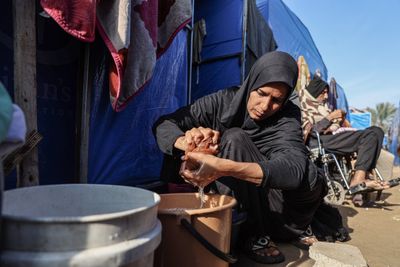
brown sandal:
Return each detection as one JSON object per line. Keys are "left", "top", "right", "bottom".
{"left": 291, "top": 226, "right": 318, "bottom": 250}
{"left": 243, "top": 235, "right": 285, "bottom": 264}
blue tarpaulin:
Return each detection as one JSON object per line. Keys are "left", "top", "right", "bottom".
{"left": 192, "top": 0, "right": 243, "bottom": 100}
{"left": 336, "top": 83, "right": 350, "bottom": 120}
{"left": 389, "top": 103, "right": 400, "bottom": 166}
{"left": 192, "top": 0, "right": 329, "bottom": 101}
{"left": 256, "top": 0, "right": 328, "bottom": 80}
{"left": 349, "top": 112, "right": 371, "bottom": 130}
{"left": 88, "top": 30, "right": 188, "bottom": 185}
{"left": 195, "top": 0, "right": 243, "bottom": 61}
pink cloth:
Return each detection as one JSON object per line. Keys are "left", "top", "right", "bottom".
{"left": 41, "top": 0, "right": 191, "bottom": 111}
{"left": 40, "top": 0, "right": 97, "bottom": 42}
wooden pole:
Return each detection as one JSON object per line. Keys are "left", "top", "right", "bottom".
{"left": 79, "top": 44, "right": 91, "bottom": 184}
{"left": 13, "top": 0, "right": 39, "bottom": 187}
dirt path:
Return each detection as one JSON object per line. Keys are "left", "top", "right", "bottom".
{"left": 337, "top": 166, "right": 400, "bottom": 267}
{"left": 234, "top": 166, "right": 400, "bottom": 267}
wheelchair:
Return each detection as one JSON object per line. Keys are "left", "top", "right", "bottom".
{"left": 307, "top": 130, "right": 399, "bottom": 205}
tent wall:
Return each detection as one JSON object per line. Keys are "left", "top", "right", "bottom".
{"left": 192, "top": 0, "right": 244, "bottom": 101}
{"left": 195, "top": 0, "right": 243, "bottom": 62}
{"left": 88, "top": 30, "right": 188, "bottom": 185}
{"left": 256, "top": 0, "right": 328, "bottom": 80}
{"left": 0, "top": 2, "right": 81, "bottom": 189}
{"left": 336, "top": 83, "right": 350, "bottom": 120}
{"left": 389, "top": 104, "right": 400, "bottom": 166}
{"left": 192, "top": 0, "right": 328, "bottom": 102}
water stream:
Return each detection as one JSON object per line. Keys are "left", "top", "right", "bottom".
{"left": 198, "top": 186, "right": 206, "bottom": 209}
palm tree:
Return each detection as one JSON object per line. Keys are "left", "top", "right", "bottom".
{"left": 366, "top": 102, "right": 397, "bottom": 132}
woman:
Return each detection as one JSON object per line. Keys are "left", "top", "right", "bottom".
{"left": 153, "top": 51, "right": 325, "bottom": 264}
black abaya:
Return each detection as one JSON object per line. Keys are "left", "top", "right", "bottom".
{"left": 153, "top": 51, "right": 326, "bottom": 239}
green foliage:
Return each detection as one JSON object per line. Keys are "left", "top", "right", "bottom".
{"left": 366, "top": 102, "right": 397, "bottom": 133}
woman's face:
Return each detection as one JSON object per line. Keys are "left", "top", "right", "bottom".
{"left": 247, "top": 82, "right": 289, "bottom": 121}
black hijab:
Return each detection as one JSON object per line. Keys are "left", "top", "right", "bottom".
{"left": 306, "top": 76, "right": 329, "bottom": 98}
{"left": 220, "top": 51, "right": 299, "bottom": 128}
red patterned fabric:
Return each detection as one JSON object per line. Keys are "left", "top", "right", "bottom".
{"left": 41, "top": 0, "right": 191, "bottom": 111}
{"left": 40, "top": 0, "right": 96, "bottom": 42}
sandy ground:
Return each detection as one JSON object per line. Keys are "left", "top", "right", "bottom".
{"left": 234, "top": 166, "right": 400, "bottom": 267}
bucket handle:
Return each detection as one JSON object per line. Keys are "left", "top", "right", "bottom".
{"left": 180, "top": 218, "right": 238, "bottom": 264}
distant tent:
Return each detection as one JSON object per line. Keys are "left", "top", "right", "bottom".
{"left": 322, "top": 76, "right": 350, "bottom": 121}
{"left": 335, "top": 83, "right": 350, "bottom": 120}
{"left": 349, "top": 112, "right": 371, "bottom": 130}
{"left": 328, "top": 78, "right": 338, "bottom": 110}
{"left": 389, "top": 103, "right": 400, "bottom": 166}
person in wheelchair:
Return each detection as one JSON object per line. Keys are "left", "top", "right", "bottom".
{"left": 299, "top": 76, "right": 396, "bottom": 205}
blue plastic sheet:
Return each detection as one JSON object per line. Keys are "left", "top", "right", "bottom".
{"left": 389, "top": 103, "right": 400, "bottom": 166}
{"left": 88, "top": 30, "right": 188, "bottom": 185}
{"left": 349, "top": 112, "right": 371, "bottom": 130}
{"left": 256, "top": 0, "right": 328, "bottom": 80}
{"left": 192, "top": 57, "right": 241, "bottom": 100}
{"left": 192, "top": 0, "right": 329, "bottom": 101}
{"left": 194, "top": 0, "right": 243, "bottom": 61}
{"left": 335, "top": 83, "right": 350, "bottom": 120}
{"left": 1, "top": 3, "right": 80, "bottom": 189}
{"left": 192, "top": 0, "right": 243, "bottom": 100}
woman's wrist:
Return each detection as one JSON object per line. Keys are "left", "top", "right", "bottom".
{"left": 220, "top": 159, "right": 263, "bottom": 185}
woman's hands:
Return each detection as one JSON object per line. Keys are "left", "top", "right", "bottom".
{"left": 175, "top": 127, "right": 220, "bottom": 154}
{"left": 180, "top": 152, "right": 264, "bottom": 187}
{"left": 175, "top": 127, "right": 262, "bottom": 188}
{"left": 175, "top": 127, "right": 220, "bottom": 188}
{"left": 180, "top": 152, "right": 222, "bottom": 188}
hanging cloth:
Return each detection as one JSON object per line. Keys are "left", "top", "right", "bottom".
{"left": 41, "top": 0, "right": 192, "bottom": 111}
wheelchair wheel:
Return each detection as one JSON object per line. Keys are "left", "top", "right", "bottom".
{"left": 324, "top": 180, "right": 345, "bottom": 205}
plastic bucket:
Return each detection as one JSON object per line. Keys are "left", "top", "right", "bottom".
{"left": 154, "top": 193, "right": 237, "bottom": 267}
{"left": 0, "top": 184, "right": 161, "bottom": 267}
